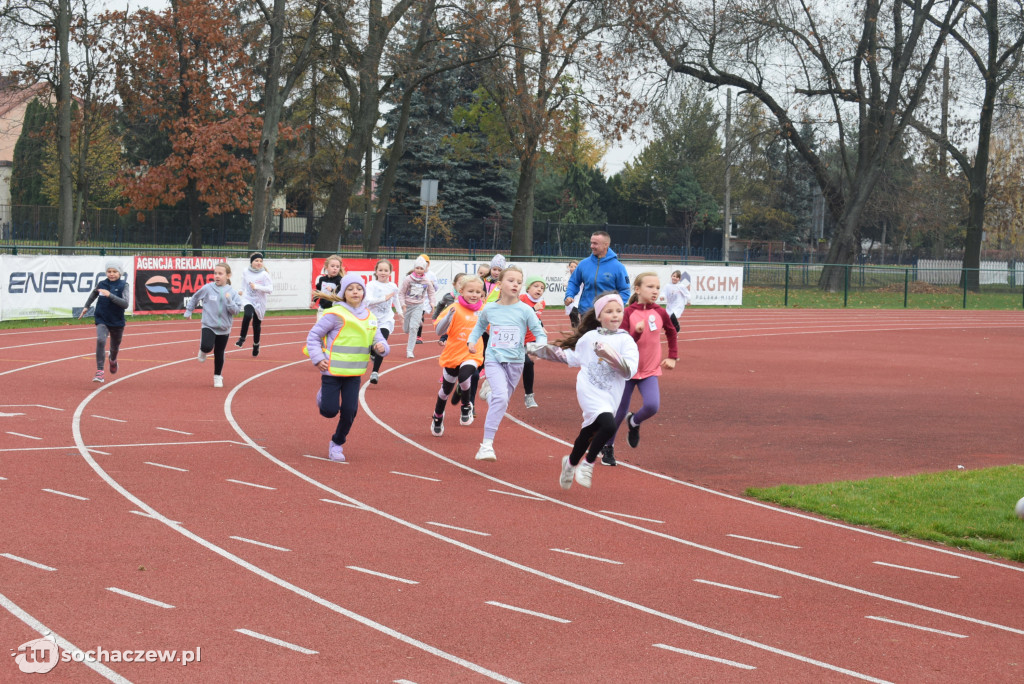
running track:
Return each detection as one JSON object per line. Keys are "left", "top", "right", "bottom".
{"left": 2, "top": 309, "right": 1022, "bottom": 682}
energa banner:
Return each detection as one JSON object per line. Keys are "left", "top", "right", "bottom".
{"left": 1, "top": 255, "right": 135, "bottom": 321}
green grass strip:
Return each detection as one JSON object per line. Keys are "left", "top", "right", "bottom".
{"left": 747, "top": 466, "right": 1024, "bottom": 563}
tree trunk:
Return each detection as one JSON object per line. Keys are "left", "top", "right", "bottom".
{"left": 187, "top": 180, "right": 203, "bottom": 255}
{"left": 56, "top": 0, "right": 74, "bottom": 252}
{"left": 510, "top": 149, "right": 538, "bottom": 256}
{"left": 250, "top": 0, "right": 285, "bottom": 251}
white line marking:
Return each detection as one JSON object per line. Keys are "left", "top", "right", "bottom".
{"left": 305, "top": 453, "right": 347, "bottom": 464}
{"left": 320, "top": 498, "right": 366, "bottom": 509}
{"left": 144, "top": 461, "right": 189, "bottom": 472}
{"left": 42, "top": 488, "right": 88, "bottom": 500}
{"left": 425, "top": 522, "right": 491, "bottom": 536}
{"left": 599, "top": 510, "right": 665, "bottom": 524}
{"left": 156, "top": 427, "right": 193, "bottom": 435}
{"left": 694, "top": 579, "right": 781, "bottom": 599}
{"left": 347, "top": 566, "right": 419, "bottom": 585}
{"left": 873, "top": 562, "right": 959, "bottom": 579}
{"left": 130, "top": 510, "right": 181, "bottom": 524}
{"left": 234, "top": 629, "right": 318, "bottom": 654}
{"left": 0, "top": 404, "right": 63, "bottom": 411}
{"left": 0, "top": 439, "right": 247, "bottom": 453}
{"left": 226, "top": 479, "right": 276, "bottom": 490}
{"left": 1, "top": 553, "right": 57, "bottom": 571}
{"left": 394, "top": 680, "right": 417, "bottom": 684}
{"left": 653, "top": 643, "right": 757, "bottom": 670}
{"left": 728, "top": 534, "right": 801, "bottom": 549}
{"left": 229, "top": 536, "right": 290, "bottom": 552}
{"left": 391, "top": 471, "right": 441, "bottom": 482}
{"left": 488, "top": 489, "right": 544, "bottom": 501}
{"left": 550, "top": 548, "right": 623, "bottom": 565}
{"left": 87, "top": 449, "right": 111, "bottom": 455}
{"left": 0, "top": 475, "right": 7, "bottom": 480}
{"left": 0, "top": 590, "right": 130, "bottom": 683}
{"left": 485, "top": 601, "right": 571, "bottom": 624}
{"left": 91, "top": 415, "right": 127, "bottom": 423}
{"left": 106, "top": 587, "right": 174, "bottom": 609}
{"left": 865, "top": 616, "right": 968, "bottom": 638}
{"left": 6, "top": 431, "right": 41, "bottom": 440}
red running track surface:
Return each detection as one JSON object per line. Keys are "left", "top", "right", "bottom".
{"left": 1, "top": 309, "right": 1022, "bottom": 682}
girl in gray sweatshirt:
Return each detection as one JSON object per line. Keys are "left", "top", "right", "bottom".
{"left": 184, "top": 262, "right": 243, "bottom": 387}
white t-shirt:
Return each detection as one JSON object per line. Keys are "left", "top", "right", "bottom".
{"left": 365, "top": 280, "right": 400, "bottom": 331}
{"left": 663, "top": 281, "right": 691, "bottom": 317}
{"left": 563, "top": 329, "right": 639, "bottom": 427}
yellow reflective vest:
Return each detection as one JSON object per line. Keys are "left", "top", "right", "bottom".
{"left": 319, "top": 306, "right": 378, "bottom": 376}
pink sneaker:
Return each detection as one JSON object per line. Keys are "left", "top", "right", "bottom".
{"left": 328, "top": 441, "right": 345, "bottom": 462}
{"left": 93, "top": 370, "right": 105, "bottom": 383}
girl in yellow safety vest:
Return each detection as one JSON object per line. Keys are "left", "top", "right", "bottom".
{"left": 306, "top": 274, "right": 389, "bottom": 463}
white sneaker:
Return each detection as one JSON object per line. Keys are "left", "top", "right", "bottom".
{"left": 474, "top": 441, "right": 497, "bottom": 461}
{"left": 478, "top": 377, "right": 492, "bottom": 402}
{"left": 575, "top": 460, "right": 593, "bottom": 488}
{"left": 406, "top": 352, "right": 415, "bottom": 358}
{"left": 369, "top": 372, "right": 379, "bottom": 384}
{"left": 559, "top": 456, "right": 575, "bottom": 490}
{"left": 197, "top": 350, "right": 207, "bottom": 362}
{"left": 524, "top": 393, "right": 538, "bottom": 408}
{"left": 431, "top": 413, "right": 444, "bottom": 437}
{"left": 213, "top": 375, "right": 223, "bottom": 388}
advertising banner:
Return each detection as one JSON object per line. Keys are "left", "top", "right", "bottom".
{"left": 226, "top": 258, "right": 312, "bottom": 311}
{"left": 133, "top": 255, "right": 224, "bottom": 314}
{"left": 0, "top": 255, "right": 135, "bottom": 320}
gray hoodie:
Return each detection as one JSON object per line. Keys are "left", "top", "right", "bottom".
{"left": 185, "top": 282, "right": 243, "bottom": 335}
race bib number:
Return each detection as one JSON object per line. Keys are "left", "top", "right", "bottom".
{"left": 489, "top": 325, "right": 521, "bottom": 349}
{"left": 648, "top": 313, "right": 658, "bottom": 332}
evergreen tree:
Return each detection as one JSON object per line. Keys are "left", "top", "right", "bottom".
{"left": 10, "top": 98, "right": 55, "bottom": 206}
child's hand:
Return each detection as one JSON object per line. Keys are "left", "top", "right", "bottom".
{"left": 372, "top": 342, "right": 386, "bottom": 354}
{"left": 317, "top": 359, "right": 330, "bottom": 372}
{"left": 438, "top": 334, "right": 448, "bottom": 347}
{"left": 98, "top": 289, "right": 110, "bottom": 297}
{"left": 183, "top": 312, "right": 192, "bottom": 319}
{"left": 78, "top": 309, "right": 86, "bottom": 319}
{"left": 634, "top": 321, "right": 643, "bottom": 334}
{"left": 661, "top": 358, "right": 676, "bottom": 370}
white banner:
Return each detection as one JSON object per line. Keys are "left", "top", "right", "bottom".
{"left": 0, "top": 254, "right": 135, "bottom": 320}
{"left": 403, "top": 258, "right": 743, "bottom": 308}
{"left": 226, "top": 258, "right": 312, "bottom": 311}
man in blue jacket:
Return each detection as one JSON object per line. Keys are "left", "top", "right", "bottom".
{"left": 564, "top": 231, "right": 631, "bottom": 313}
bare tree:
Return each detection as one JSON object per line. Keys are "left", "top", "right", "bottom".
{"left": 623, "top": 0, "right": 964, "bottom": 289}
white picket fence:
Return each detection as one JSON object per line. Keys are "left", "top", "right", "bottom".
{"left": 916, "top": 260, "right": 1024, "bottom": 285}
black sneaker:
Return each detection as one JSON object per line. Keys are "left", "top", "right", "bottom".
{"left": 252, "top": 343, "right": 260, "bottom": 357}
{"left": 626, "top": 412, "right": 640, "bottom": 448}
{"left": 235, "top": 337, "right": 245, "bottom": 348}
{"left": 600, "top": 445, "right": 616, "bottom": 466}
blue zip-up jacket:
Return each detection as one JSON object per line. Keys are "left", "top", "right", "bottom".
{"left": 564, "top": 247, "right": 631, "bottom": 313}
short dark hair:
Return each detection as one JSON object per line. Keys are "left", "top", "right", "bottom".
{"left": 591, "top": 230, "right": 610, "bottom": 240}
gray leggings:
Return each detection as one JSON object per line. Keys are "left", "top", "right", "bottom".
{"left": 96, "top": 324, "right": 124, "bottom": 369}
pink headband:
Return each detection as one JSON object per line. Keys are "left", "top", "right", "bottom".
{"left": 594, "top": 294, "right": 622, "bottom": 318}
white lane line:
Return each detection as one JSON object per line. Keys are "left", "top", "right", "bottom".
{"left": 91, "top": 415, "right": 127, "bottom": 423}
{"left": 550, "top": 548, "right": 623, "bottom": 565}
{"left": 653, "top": 643, "right": 757, "bottom": 670}
{"left": 0, "top": 439, "right": 247, "bottom": 453}
{"left": 106, "top": 587, "right": 175, "bottom": 609}
{"left": 865, "top": 616, "right": 968, "bottom": 638}
{"left": 144, "top": 461, "right": 189, "bottom": 472}
{"left": 425, "top": 522, "right": 491, "bottom": 537}
{"left": 728, "top": 534, "right": 801, "bottom": 549}
{"left": 599, "top": 510, "right": 665, "bottom": 524}
{"left": 234, "top": 629, "right": 318, "bottom": 654}
{"left": 156, "top": 427, "right": 193, "bottom": 435}
{"left": 130, "top": 510, "right": 181, "bottom": 524}
{"left": 0, "top": 475, "right": 7, "bottom": 480}
{"left": 347, "top": 566, "right": 419, "bottom": 585}
{"left": 42, "top": 488, "right": 88, "bottom": 501}
{"left": 488, "top": 489, "right": 544, "bottom": 501}
{"left": 304, "top": 453, "right": 347, "bottom": 464}
{"left": 87, "top": 449, "right": 111, "bottom": 455}
{"left": 226, "top": 479, "right": 276, "bottom": 491}
{"left": 1, "top": 553, "right": 57, "bottom": 571}
{"left": 6, "top": 431, "right": 41, "bottom": 440}
{"left": 229, "top": 536, "right": 290, "bottom": 552}
{"left": 873, "top": 562, "right": 959, "bottom": 579}
{"left": 0, "top": 404, "right": 63, "bottom": 411}
{"left": 694, "top": 579, "right": 781, "bottom": 599}
{"left": 485, "top": 601, "right": 571, "bottom": 624}
{"left": 320, "top": 498, "right": 366, "bottom": 509}
{"left": 391, "top": 471, "right": 441, "bottom": 482}
{"left": 0, "top": 590, "right": 130, "bottom": 683}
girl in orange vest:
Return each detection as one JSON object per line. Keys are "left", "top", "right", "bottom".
{"left": 430, "top": 275, "right": 486, "bottom": 434}
{"left": 306, "top": 274, "right": 389, "bottom": 462}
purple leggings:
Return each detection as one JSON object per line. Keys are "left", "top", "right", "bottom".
{"left": 608, "top": 376, "right": 660, "bottom": 446}
{"left": 482, "top": 359, "right": 524, "bottom": 440}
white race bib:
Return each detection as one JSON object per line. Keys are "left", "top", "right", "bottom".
{"left": 489, "top": 325, "right": 522, "bottom": 349}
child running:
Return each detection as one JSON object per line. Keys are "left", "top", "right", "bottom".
{"left": 78, "top": 259, "right": 130, "bottom": 383}
{"left": 398, "top": 256, "right": 436, "bottom": 358}
{"left": 306, "top": 274, "right": 389, "bottom": 462}
{"left": 466, "top": 265, "right": 546, "bottom": 461}
{"left": 236, "top": 251, "right": 274, "bottom": 356}
{"left": 416, "top": 254, "right": 440, "bottom": 344}
{"left": 662, "top": 269, "right": 691, "bottom": 332}
{"left": 601, "top": 272, "right": 678, "bottom": 466}
{"left": 313, "top": 255, "right": 344, "bottom": 320}
{"left": 531, "top": 292, "right": 639, "bottom": 489}
{"left": 565, "top": 260, "right": 580, "bottom": 329}
{"left": 433, "top": 273, "right": 466, "bottom": 320}
{"left": 184, "top": 262, "right": 244, "bottom": 388}
{"left": 364, "top": 259, "right": 401, "bottom": 384}
{"left": 519, "top": 275, "right": 546, "bottom": 408}
{"left": 430, "top": 275, "right": 485, "bottom": 435}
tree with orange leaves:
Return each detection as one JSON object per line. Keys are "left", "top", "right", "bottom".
{"left": 108, "top": 0, "right": 260, "bottom": 252}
